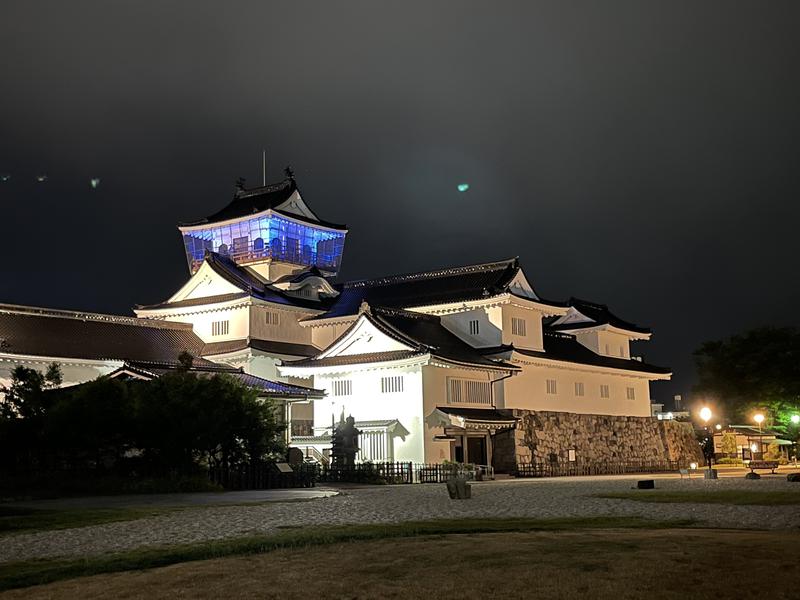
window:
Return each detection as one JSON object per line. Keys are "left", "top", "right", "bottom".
{"left": 265, "top": 311, "right": 280, "bottom": 326}
{"left": 211, "top": 320, "right": 229, "bottom": 336}
{"left": 331, "top": 379, "right": 352, "bottom": 396}
{"left": 626, "top": 387, "right": 636, "bottom": 400}
{"left": 600, "top": 384, "right": 610, "bottom": 399}
{"left": 469, "top": 319, "right": 480, "bottom": 335}
{"left": 546, "top": 379, "right": 557, "bottom": 395}
{"left": 448, "top": 378, "right": 492, "bottom": 405}
{"left": 574, "top": 382, "right": 585, "bottom": 397}
{"left": 511, "top": 317, "right": 527, "bottom": 336}
{"left": 380, "top": 375, "right": 404, "bottom": 394}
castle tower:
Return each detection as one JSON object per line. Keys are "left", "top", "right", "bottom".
{"left": 178, "top": 171, "right": 347, "bottom": 282}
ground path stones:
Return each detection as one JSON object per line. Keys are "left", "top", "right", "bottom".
{"left": 2, "top": 473, "right": 798, "bottom": 563}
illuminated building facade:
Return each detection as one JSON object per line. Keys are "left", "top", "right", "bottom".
{"left": 2, "top": 169, "right": 674, "bottom": 469}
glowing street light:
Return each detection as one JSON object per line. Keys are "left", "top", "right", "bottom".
{"left": 698, "top": 407, "right": 716, "bottom": 478}
{"left": 754, "top": 413, "right": 765, "bottom": 425}
{"left": 791, "top": 414, "right": 800, "bottom": 425}
{"left": 753, "top": 413, "right": 765, "bottom": 460}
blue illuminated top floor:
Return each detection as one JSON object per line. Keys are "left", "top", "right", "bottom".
{"left": 178, "top": 175, "right": 347, "bottom": 275}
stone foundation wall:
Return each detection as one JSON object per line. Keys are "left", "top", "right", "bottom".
{"left": 492, "top": 410, "right": 702, "bottom": 473}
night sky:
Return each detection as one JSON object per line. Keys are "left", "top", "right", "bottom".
{"left": 2, "top": 2, "right": 799, "bottom": 405}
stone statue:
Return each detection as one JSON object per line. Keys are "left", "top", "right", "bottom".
{"left": 331, "top": 413, "right": 360, "bottom": 468}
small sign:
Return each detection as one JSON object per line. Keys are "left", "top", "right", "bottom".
{"left": 274, "top": 462, "right": 293, "bottom": 473}
{"left": 568, "top": 449, "right": 577, "bottom": 463}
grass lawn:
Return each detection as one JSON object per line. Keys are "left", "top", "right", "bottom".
{"left": 597, "top": 489, "right": 800, "bottom": 505}
{"left": 2, "top": 527, "right": 799, "bottom": 599}
{"left": 0, "top": 505, "right": 183, "bottom": 536}
{"left": 0, "top": 517, "right": 690, "bottom": 592}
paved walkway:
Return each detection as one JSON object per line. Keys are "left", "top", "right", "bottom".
{"left": 5, "top": 488, "right": 339, "bottom": 511}
{"left": 2, "top": 473, "right": 799, "bottom": 563}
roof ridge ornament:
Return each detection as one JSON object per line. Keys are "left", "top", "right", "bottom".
{"left": 358, "top": 300, "right": 371, "bottom": 315}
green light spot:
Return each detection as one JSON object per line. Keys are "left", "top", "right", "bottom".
{"left": 90, "top": 178, "right": 100, "bottom": 189}
{"left": 457, "top": 183, "right": 470, "bottom": 192}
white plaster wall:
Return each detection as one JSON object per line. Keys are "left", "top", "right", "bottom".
{"left": 503, "top": 362, "right": 652, "bottom": 417}
{"left": 0, "top": 356, "right": 119, "bottom": 397}
{"left": 309, "top": 320, "right": 356, "bottom": 350}
{"left": 420, "top": 364, "right": 506, "bottom": 463}
{"left": 310, "top": 365, "right": 425, "bottom": 462}
{"left": 173, "top": 305, "right": 250, "bottom": 344}
{"left": 438, "top": 306, "right": 502, "bottom": 348}
{"left": 575, "top": 330, "right": 631, "bottom": 358}
{"left": 501, "top": 304, "right": 544, "bottom": 351}
{"left": 249, "top": 305, "right": 315, "bottom": 344}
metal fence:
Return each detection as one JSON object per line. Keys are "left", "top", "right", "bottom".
{"left": 320, "top": 462, "right": 495, "bottom": 484}
{"left": 515, "top": 459, "right": 685, "bottom": 478}
{"left": 208, "top": 463, "right": 319, "bottom": 490}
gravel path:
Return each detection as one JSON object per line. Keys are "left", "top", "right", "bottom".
{"left": 2, "top": 475, "right": 798, "bottom": 563}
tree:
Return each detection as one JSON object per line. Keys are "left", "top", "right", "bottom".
{"left": 719, "top": 431, "right": 737, "bottom": 458}
{"left": 694, "top": 327, "right": 800, "bottom": 427}
{"left": 0, "top": 363, "right": 62, "bottom": 419}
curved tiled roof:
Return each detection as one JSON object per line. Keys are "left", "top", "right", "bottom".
{"left": 549, "top": 298, "right": 651, "bottom": 335}
{"left": 0, "top": 304, "right": 208, "bottom": 366}
{"left": 307, "top": 258, "right": 561, "bottom": 321}
{"left": 180, "top": 177, "right": 347, "bottom": 230}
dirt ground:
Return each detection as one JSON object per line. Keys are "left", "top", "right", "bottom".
{"left": 3, "top": 528, "right": 798, "bottom": 600}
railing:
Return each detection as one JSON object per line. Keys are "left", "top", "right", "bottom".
{"left": 299, "top": 446, "right": 330, "bottom": 467}
{"left": 515, "top": 459, "right": 685, "bottom": 478}
{"left": 208, "top": 463, "right": 319, "bottom": 490}
{"left": 320, "top": 462, "right": 495, "bottom": 485}
{"left": 415, "top": 463, "right": 495, "bottom": 483}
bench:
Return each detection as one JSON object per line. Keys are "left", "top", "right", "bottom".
{"left": 748, "top": 460, "right": 779, "bottom": 473}
{"left": 678, "top": 468, "right": 690, "bottom": 478}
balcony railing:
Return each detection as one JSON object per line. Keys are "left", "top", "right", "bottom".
{"left": 188, "top": 240, "right": 342, "bottom": 274}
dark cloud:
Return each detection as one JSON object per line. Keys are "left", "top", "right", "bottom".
{"left": 2, "top": 1, "right": 799, "bottom": 404}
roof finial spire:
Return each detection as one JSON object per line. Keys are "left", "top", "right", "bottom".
{"left": 284, "top": 165, "right": 295, "bottom": 180}
{"left": 262, "top": 149, "right": 267, "bottom": 187}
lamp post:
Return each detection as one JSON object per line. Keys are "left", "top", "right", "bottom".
{"left": 790, "top": 414, "right": 799, "bottom": 466}
{"left": 699, "top": 407, "right": 716, "bottom": 479}
{"left": 754, "top": 413, "right": 765, "bottom": 461}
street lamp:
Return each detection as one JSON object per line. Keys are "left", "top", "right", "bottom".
{"left": 754, "top": 413, "right": 765, "bottom": 460}
{"left": 699, "top": 407, "right": 716, "bottom": 479}
{"left": 790, "top": 414, "right": 800, "bottom": 465}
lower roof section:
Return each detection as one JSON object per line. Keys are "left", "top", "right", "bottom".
{"left": 202, "top": 337, "right": 319, "bottom": 358}
{"left": 112, "top": 360, "right": 325, "bottom": 399}
{"left": 0, "top": 303, "right": 210, "bottom": 367}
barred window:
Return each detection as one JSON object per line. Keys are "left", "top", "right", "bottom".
{"left": 600, "top": 384, "right": 610, "bottom": 399}
{"left": 546, "top": 379, "right": 557, "bottom": 395}
{"left": 265, "top": 311, "right": 280, "bottom": 326}
{"left": 380, "top": 375, "right": 404, "bottom": 394}
{"left": 626, "top": 386, "right": 636, "bottom": 400}
{"left": 331, "top": 379, "right": 352, "bottom": 396}
{"left": 574, "top": 382, "right": 585, "bottom": 397}
{"left": 469, "top": 319, "right": 480, "bottom": 335}
{"left": 511, "top": 317, "right": 527, "bottom": 336}
{"left": 211, "top": 320, "right": 229, "bottom": 336}
{"left": 448, "top": 378, "right": 492, "bottom": 405}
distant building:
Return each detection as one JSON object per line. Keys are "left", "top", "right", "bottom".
{"left": 2, "top": 171, "right": 684, "bottom": 469}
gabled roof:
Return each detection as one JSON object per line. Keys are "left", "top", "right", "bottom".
{"left": 137, "top": 253, "right": 336, "bottom": 312}
{"left": 288, "top": 306, "right": 518, "bottom": 371}
{"left": 306, "top": 258, "right": 561, "bottom": 321}
{"left": 0, "top": 304, "right": 211, "bottom": 367}
{"left": 510, "top": 331, "right": 670, "bottom": 376}
{"left": 548, "top": 298, "right": 651, "bottom": 335}
{"left": 180, "top": 177, "right": 347, "bottom": 230}
{"left": 109, "top": 361, "right": 324, "bottom": 398}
